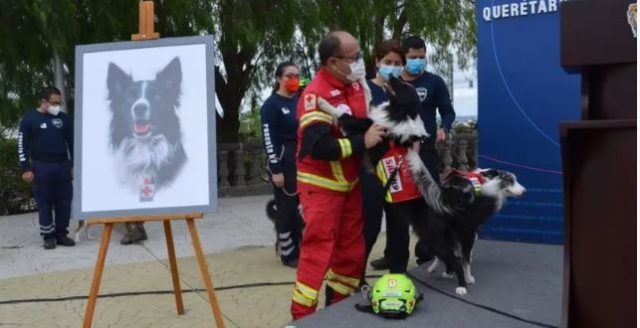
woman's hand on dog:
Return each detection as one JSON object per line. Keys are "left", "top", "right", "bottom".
{"left": 412, "top": 140, "right": 421, "bottom": 152}
{"left": 364, "top": 124, "right": 387, "bottom": 149}
{"left": 272, "top": 173, "right": 285, "bottom": 188}
{"left": 436, "top": 128, "right": 447, "bottom": 142}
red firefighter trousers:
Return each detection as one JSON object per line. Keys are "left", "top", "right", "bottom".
{"left": 291, "top": 186, "right": 365, "bottom": 320}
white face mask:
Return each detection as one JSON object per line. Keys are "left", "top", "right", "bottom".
{"left": 47, "top": 105, "right": 61, "bottom": 116}
{"left": 346, "top": 58, "right": 366, "bottom": 83}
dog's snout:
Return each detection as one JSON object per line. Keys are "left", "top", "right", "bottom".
{"left": 133, "top": 103, "right": 149, "bottom": 117}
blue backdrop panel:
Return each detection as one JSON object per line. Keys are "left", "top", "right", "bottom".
{"left": 477, "top": 0, "right": 581, "bottom": 244}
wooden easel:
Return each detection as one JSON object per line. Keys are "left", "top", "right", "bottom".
{"left": 82, "top": 2, "right": 224, "bottom": 328}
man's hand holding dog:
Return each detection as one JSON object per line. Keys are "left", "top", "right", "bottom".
{"left": 21, "top": 171, "right": 34, "bottom": 184}
{"left": 272, "top": 173, "right": 285, "bottom": 188}
{"left": 365, "top": 124, "right": 387, "bottom": 149}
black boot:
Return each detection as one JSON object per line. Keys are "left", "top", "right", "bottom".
{"left": 325, "top": 285, "right": 335, "bottom": 307}
{"left": 43, "top": 238, "right": 56, "bottom": 250}
{"left": 370, "top": 257, "right": 389, "bottom": 270}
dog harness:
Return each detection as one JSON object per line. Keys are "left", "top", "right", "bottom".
{"left": 444, "top": 169, "right": 486, "bottom": 195}
{"left": 375, "top": 141, "right": 422, "bottom": 203}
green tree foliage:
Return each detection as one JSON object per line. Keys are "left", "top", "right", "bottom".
{"left": 0, "top": 0, "right": 475, "bottom": 142}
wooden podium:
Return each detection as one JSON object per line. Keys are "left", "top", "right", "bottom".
{"left": 560, "top": 1, "right": 637, "bottom": 327}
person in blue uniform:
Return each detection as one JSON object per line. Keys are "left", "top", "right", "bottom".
{"left": 401, "top": 36, "right": 456, "bottom": 264}
{"left": 261, "top": 62, "right": 302, "bottom": 268}
{"left": 18, "top": 87, "right": 75, "bottom": 249}
{"left": 361, "top": 40, "right": 406, "bottom": 275}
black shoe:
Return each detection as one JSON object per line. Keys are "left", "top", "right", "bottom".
{"left": 57, "top": 235, "right": 76, "bottom": 247}
{"left": 44, "top": 238, "right": 56, "bottom": 250}
{"left": 282, "top": 257, "right": 298, "bottom": 268}
{"left": 370, "top": 257, "right": 389, "bottom": 270}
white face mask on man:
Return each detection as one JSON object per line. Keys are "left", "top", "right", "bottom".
{"left": 346, "top": 58, "right": 366, "bottom": 83}
{"left": 47, "top": 105, "right": 61, "bottom": 116}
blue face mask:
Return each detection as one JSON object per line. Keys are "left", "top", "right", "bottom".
{"left": 378, "top": 65, "right": 403, "bottom": 81}
{"left": 406, "top": 58, "right": 426, "bottom": 75}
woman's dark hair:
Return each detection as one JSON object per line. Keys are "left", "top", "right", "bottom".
{"left": 272, "top": 61, "right": 297, "bottom": 94}
{"left": 374, "top": 39, "right": 406, "bottom": 65}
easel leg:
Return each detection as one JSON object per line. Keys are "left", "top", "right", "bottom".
{"left": 83, "top": 223, "right": 114, "bottom": 328}
{"left": 186, "top": 218, "right": 225, "bottom": 328}
{"left": 163, "top": 220, "right": 185, "bottom": 315}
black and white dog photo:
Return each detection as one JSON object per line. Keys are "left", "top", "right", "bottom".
{"left": 106, "top": 57, "right": 187, "bottom": 202}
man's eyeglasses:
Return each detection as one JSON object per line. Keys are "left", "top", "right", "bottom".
{"left": 336, "top": 52, "right": 362, "bottom": 63}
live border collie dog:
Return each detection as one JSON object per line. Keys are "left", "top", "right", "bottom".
{"left": 106, "top": 57, "right": 186, "bottom": 201}
{"left": 406, "top": 152, "right": 526, "bottom": 295}
{"left": 317, "top": 76, "right": 526, "bottom": 296}
{"left": 316, "top": 76, "right": 429, "bottom": 163}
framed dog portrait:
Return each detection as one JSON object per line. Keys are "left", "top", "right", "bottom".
{"left": 73, "top": 36, "right": 217, "bottom": 219}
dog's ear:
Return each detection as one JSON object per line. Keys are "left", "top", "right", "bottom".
{"left": 479, "top": 169, "right": 500, "bottom": 179}
{"left": 107, "top": 62, "right": 132, "bottom": 100}
{"left": 386, "top": 76, "right": 407, "bottom": 99}
{"left": 383, "top": 80, "right": 397, "bottom": 99}
{"left": 157, "top": 57, "right": 182, "bottom": 95}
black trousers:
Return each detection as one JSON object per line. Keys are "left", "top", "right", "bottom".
{"left": 271, "top": 142, "right": 301, "bottom": 261}
{"left": 361, "top": 171, "right": 385, "bottom": 265}
{"left": 32, "top": 161, "right": 73, "bottom": 240}
{"left": 384, "top": 198, "right": 429, "bottom": 273}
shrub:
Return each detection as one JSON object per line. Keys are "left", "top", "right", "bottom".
{"left": 0, "top": 138, "right": 35, "bottom": 215}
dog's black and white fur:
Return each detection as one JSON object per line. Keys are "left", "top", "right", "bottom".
{"left": 106, "top": 57, "right": 186, "bottom": 195}
{"left": 405, "top": 152, "right": 526, "bottom": 294}
{"left": 316, "top": 76, "right": 526, "bottom": 296}
{"left": 316, "top": 76, "right": 429, "bottom": 165}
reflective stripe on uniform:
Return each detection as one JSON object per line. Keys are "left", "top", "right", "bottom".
{"left": 337, "top": 138, "right": 352, "bottom": 158}
{"left": 326, "top": 269, "right": 359, "bottom": 296}
{"left": 326, "top": 268, "right": 360, "bottom": 289}
{"left": 375, "top": 161, "right": 393, "bottom": 203}
{"left": 299, "top": 111, "right": 333, "bottom": 129}
{"left": 297, "top": 171, "right": 358, "bottom": 192}
{"left": 292, "top": 281, "right": 319, "bottom": 307}
{"left": 330, "top": 161, "right": 347, "bottom": 183}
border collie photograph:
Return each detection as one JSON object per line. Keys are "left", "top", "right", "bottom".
{"left": 106, "top": 57, "right": 186, "bottom": 201}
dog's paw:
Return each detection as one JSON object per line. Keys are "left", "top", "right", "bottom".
{"left": 427, "top": 259, "right": 440, "bottom": 274}
{"left": 441, "top": 272, "right": 454, "bottom": 279}
{"left": 74, "top": 233, "right": 81, "bottom": 243}
{"left": 455, "top": 287, "right": 468, "bottom": 296}
{"left": 465, "top": 274, "right": 476, "bottom": 284}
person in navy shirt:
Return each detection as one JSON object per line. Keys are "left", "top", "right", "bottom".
{"left": 401, "top": 36, "right": 456, "bottom": 184}
{"left": 260, "top": 62, "right": 301, "bottom": 268}
{"left": 401, "top": 36, "right": 456, "bottom": 265}
{"left": 18, "top": 87, "right": 75, "bottom": 249}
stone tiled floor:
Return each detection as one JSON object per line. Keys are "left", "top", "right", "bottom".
{"left": 0, "top": 195, "right": 404, "bottom": 327}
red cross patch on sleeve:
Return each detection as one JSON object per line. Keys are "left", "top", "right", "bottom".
{"left": 304, "top": 93, "right": 317, "bottom": 111}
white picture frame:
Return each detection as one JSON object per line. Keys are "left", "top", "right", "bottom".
{"left": 72, "top": 36, "right": 217, "bottom": 219}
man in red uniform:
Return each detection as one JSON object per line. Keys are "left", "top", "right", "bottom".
{"left": 291, "top": 31, "right": 387, "bottom": 320}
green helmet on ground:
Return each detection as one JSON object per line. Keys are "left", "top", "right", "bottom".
{"left": 370, "top": 273, "right": 420, "bottom": 318}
